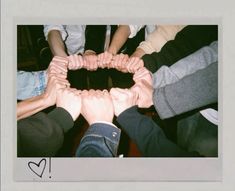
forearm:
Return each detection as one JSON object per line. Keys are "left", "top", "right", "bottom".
{"left": 131, "top": 47, "right": 146, "bottom": 58}
{"left": 17, "top": 94, "right": 51, "bottom": 120}
{"left": 17, "top": 108, "right": 74, "bottom": 157}
{"left": 108, "top": 25, "right": 131, "bottom": 55}
{"left": 117, "top": 106, "right": 196, "bottom": 157}
{"left": 152, "top": 41, "right": 218, "bottom": 89}
{"left": 47, "top": 30, "right": 67, "bottom": 57}
{"left": 153, "top": 62, "right": 218, "bottom": 119}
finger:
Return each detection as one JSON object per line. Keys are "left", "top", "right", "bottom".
{"left": 89, "top": 89, "right": 96, "bottom": 96}
{"left": 133, "top": 59, "right": 144, "bottom": 72}
{"left": 77, "top": 55, "right": 84, "bottom": 69}
{"left": 140, "top": 79, "right": 153, "bottom": 88}
{"left": 128, "top": 57, "right": 139, "bottom": 73}
{"left": 50, "top": 62, "right": 68, "bottom": 73}
{"left": 81, "top": 90, "right": 89, "bottom": 97}
{"left": 103, "top": 89, "right": 109, "bottom": 95}
{"left": 69, "top": 55, "right": 76, "bottom": 69}
{"left": 53, "top": 56, "right": 68, "bottom": 65}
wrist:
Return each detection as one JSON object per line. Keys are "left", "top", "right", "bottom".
{"left": 41, "top": 92, "right": 54, "bottom": 107}
{"left": 107, "top": 47, "right": 117, "bottom": 55}
{"left": 131, "top": 48, "right": 145, "bottom": 58}
{"left": 84, "top": 50, "right": 96, "bottom": 56}
{"left": 89, "top": 117, "right": 113, "bottom": 126}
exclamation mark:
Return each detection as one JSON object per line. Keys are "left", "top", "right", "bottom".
{"left": 49, "top": 157, "right": 51, "bottom": 178}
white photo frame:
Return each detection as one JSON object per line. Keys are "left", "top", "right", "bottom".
{"left": 1, "top": 0, "right": 235, "bottom": 190}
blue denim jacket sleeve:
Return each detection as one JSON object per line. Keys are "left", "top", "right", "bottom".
{"left": 75, "top": 123, "right": 121, "bottom": 157}
{"left": 17, "top": 70, "right": 47, "bottom": 100}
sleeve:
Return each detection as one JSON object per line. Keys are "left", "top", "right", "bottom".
{"left": 153, "top": 62, "right": 218, "bottom": 119}
{"left": 75, "top": 123, "right": 121, "bottom": 157}
{"left": 17, "top": 107, "right": 74, "bottom": 157}
{"left": 138, "top": 25, "right": 186, "bottom": 54}
{"left": 43, "top": 25, "right": 67, "bottom": 41}
{"left": 152, "top": 41, "right": 218, "bottom": 89}
{"left": 84, "top": 25, "right": 107, "bottom": 54}
{"left": 116, "top": 106, "right": 199, "bottom": 157}
{"left": 128, "top": 25, "right": 145, "bottom": 38}
{"left": 142, "top": 25, "right": 218, "bottom": 73}
{"left": 17, "top": 70, "right": 47, "bottom": 100}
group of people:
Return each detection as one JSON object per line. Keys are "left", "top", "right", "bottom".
{"left": 17, "top": 24, "right": 218, "bottom": 157}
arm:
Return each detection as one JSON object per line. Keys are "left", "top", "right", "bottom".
{"left": 18, "top": 88, "right": 82, "bottom": 157}
{"left": 17, "top": 93, "right": 51, "bottom": 120}
{"left": 153, "top": 62, "right": 218, "bottom": 119}
{"left": 75, "top": 122, "right": 120, "bottom": 157}
{"left": 17, "top": 107, "right": 74, "bottom": 157}
{"left": 17, "top": 70, "right": 47, "bottom": 100}
{"left": 76, "top": 90, "right": 120, "bottom": 157}
{"left": 142, "top": 25, "right": 218, "bottom": 73}
{"left": 108, "top": 25, "right": 131, "bottom": 55}
{"left": 138, "top": 25, "right": 186, "bottom": 55}
{"left": 110, "top": 88, "right": 198, "bottom": 157}
{"left": 83, "top": 25, "right": 107, "bottom": 70}
{"left": 47, "top": 30, "right": 67, "bottom": 57}
{"left": 151, "top": 41, "right": 218, "bottom": 89}
{"left": 116, "top": 106, "right": 198, "bottom": 157}
{"left": 17, "top": 74, "right": 70, "bottom": 120}
{"left": 44, "top": 25, "right": 68, "bottom": 57}
{"left": 17, "top": 56, "right": 69, "bottom": 100}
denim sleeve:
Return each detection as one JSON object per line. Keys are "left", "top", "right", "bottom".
{"left": 75, "top": 123, "right": 121, "bottom": 157}
{"left": 17, "top": 70, "right": 47, "bottom": 100}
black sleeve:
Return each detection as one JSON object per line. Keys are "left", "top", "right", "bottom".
{"left": 142, "top": 25, "right": 218, "bottom": 73}
{"left": 116, "top": 106, "right": 200, "bottom": 157}
{"left": 85, "top": 25, "right": 107, "bottom": 54}
{"left": 17, "top": 107, "right": 74, "bottom": 157}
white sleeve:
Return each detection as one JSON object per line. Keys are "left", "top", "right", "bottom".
{"left": 128, "top": 25, "right": 145, "bottom": 38}
{"left": 43, "top": 25, "right": 67, "bottom": 41}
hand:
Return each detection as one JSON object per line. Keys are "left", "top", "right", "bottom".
{"left": 81, "top": 89, "right": 114, "bottom": 125}
{"left": 83, "top": 52, "right": 98, "bottom": 71}
{"left": 133, "top": 67, "right": 152, "bottom": 86}
{"left": 44, "top": 74, "right": 70, "bottom": 106}
{"left": 47, "top": 56, "right": 68, "bottom": 79}
{"left": 110, "top": 88, "right": 138, "bottom": 116}
{"left": 97, "top": 51, "right": 113, "bottom": 68}
{"left": 111, "top": 53, "right": 129, "bottom": 72}
{"left": 131, "top": 80, "right": 153, "bottom": 108}
{"left": 56, "top": 88, "right": 82, "bottom": 121}
{"left": 126, "top": 57, "right": 144, "bottom": 73}
{"left": 67, "top": 54, "right": 84, "bottom": 70}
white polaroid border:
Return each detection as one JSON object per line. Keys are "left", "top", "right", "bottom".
{"left": 1, "top": 0, "right": 235, "bottom": 191}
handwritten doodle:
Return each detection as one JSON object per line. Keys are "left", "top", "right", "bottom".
{"left": 28, "top": 158, "right": 46, "bottom": 178}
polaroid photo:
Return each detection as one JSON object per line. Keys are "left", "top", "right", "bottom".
{"left": 14, "top": 23, "right": 220, "bottom": 182}
{"left": 1, "top": 0, "right": 235, "bottom": 191}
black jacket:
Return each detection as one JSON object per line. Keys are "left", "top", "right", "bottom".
{"left": 117, "top": 106, "right": 200, "bottom": 157}
{"left": 17, "top": 107, "right": 74, "bottom": 157}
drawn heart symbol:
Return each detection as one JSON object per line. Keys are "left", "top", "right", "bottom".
{"left": 28, "top": 158, "right": 46, "bottom": 178}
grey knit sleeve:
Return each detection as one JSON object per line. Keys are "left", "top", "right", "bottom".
{"left": 153, "top": 62, "right": 218, "bottom": 119}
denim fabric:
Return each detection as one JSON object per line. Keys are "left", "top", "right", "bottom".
{"left": 17, "top": 70, "right": 47, "bottom": 100}
{"left": 75, "top": 123, "right": 121, "bottom": 157}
